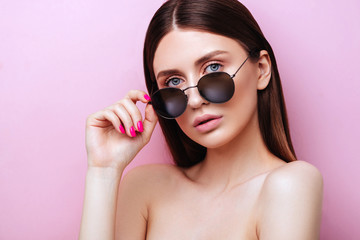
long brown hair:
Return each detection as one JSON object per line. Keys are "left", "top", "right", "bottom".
{"left": 143, "top": 0, "right": 297, "bottom": 167}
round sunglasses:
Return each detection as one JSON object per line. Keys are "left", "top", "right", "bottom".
{"left": 150, "top": 56, "right": 249, "bottom": 119}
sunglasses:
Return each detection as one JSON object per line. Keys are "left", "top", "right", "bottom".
{"left": 150, "top": 56, "right": 249, "bottom": 119}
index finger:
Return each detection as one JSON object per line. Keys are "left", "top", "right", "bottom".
{"left": 124, "top": 90, "right": 151, "bottom": 104}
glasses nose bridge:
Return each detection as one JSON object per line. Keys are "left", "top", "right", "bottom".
{"left": 182, "top": 82, "right": 207, "bottom": 108}
{"left": 182, "top": 84, "right": 198, "bottom": 94}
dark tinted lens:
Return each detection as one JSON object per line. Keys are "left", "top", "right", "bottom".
{"left": 151, "top": 88, "right": 187, "bottom": 119}
{"left": 198, "top": 72, "right": 235, "bottom": 103}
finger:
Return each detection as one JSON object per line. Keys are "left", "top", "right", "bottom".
{"left": 111, "top": 103, "right": 136, "bottom": 137}
{"left": 120, "top": 98, "right": 144, "bottom": 133}
{"left": 96, "top": 109, "right": 122, "bottom": 133}
{"left": 141, "top": 103, "right": 158, "bottom": 143}
{"left": 125, "top": 90, "right": 151, "bottom": 104}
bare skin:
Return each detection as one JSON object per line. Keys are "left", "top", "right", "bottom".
{"left": 80, "top": 29, "right": 323, "bottom": 240}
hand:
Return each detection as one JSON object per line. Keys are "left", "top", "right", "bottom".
{"left": 85, "top": 90, "right": 157, "bottom": 170}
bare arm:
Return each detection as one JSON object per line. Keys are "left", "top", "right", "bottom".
{"left": 115, "top": 166, "right": 152, "bottom": 239}
{"left": 257, "top": 161, "right": 323, "bottom": 240}
{"left": 79, "top": 167, "right": 123, "bottom": 240}
{"left": 79, "top": 90, "right": 157, "bottom": 240}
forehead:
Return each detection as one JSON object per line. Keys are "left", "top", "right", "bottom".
{"left": 153, "top": 29, "right": 246, "bottom": 75}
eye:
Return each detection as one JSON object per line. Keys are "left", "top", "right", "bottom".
{"left": 205, "top": 63, "right": 222, "bottom": 73}
{"left": 165, "top": 77, "right": 183, "bottom": 87}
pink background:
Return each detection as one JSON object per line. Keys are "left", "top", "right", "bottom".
{"left": 0, "top": 0, "right": 359, "bottom": 239}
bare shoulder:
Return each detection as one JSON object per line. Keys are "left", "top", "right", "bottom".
{"left": 257, "top": 160, "right": 324, "bottom": 239}
{"left": 263, "top": 160, "right": 323, "bottom": 192}
{"left": 124, "top": 163, "right": 182, "bottom": 180}
{"left": 121, "top": 163, "right": 184, "bottom": 193}
{"left": 116, "top": 164, "right": 182, "bottom": 238}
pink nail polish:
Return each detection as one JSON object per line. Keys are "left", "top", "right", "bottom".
{"left": 137, "top": 121, "right": 143, "bottom": 132}
{"left": 144, "top": 94, "right": 151, "bottom": 101}
{"left": 130, "top": 126, "right": 136, "bottom": 137}
{"left": 119, "top": 125, "right": 125, "bottom": 134}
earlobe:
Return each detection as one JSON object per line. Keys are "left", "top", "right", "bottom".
{"left": 257, "top": 50, "right": 272, "bottom": 90}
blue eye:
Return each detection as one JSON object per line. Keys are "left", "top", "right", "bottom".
{"left": 166, "top": 77, "right": 183, "bottom": 87}
{"left": 205, "top": 63, "right": 221, "bottom": 73}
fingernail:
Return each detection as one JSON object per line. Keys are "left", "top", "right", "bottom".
{"left": 119, "top": 125, "right": 125, "bottom": 134}
{"left": 144, "top": 94, "right": 151, "bottom": 101}
{"left": 130, "top": 126, "right": 136, "bottom": 137}
{"left": 137, "top": 121, "right": 143, "bottom": 132}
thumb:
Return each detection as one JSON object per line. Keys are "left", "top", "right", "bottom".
{"left": 142, "top": 103, "right": 158, "bottom": 138}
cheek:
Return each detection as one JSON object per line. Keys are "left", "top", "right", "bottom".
{"left": 175, "top": 110, "right": 205, "bottom": 146}
{"left": 175, "top": 114, "right": 192, "bottom": 134}
{"left": 230, "top": 69, "right": 259, "bottom": 111}
{"left": 209, "top": 72, "right": 259, "bottom": 143}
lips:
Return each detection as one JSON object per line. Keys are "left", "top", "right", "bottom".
{"left": 193, "top": 114, "right": 222, "bottom": 127}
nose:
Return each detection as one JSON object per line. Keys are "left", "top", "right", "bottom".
{"left": 185, "top": 86, "right": 208, "bottom": 109}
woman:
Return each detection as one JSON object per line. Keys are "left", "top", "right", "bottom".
{"left": 80, "top": 0, "right": 323, "bottom": 239}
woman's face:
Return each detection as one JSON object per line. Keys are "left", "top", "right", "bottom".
{"left": 153, "top": 29, "right": 268, "bottom": 148}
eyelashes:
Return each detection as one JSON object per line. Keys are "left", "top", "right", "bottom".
{"left": 204, "top": 63, "right": 223, "bottom": 73}
{"left": 165, "top": 77, "right": 183, "bottom": 87}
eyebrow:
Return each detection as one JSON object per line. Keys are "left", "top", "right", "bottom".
{"left": 156, "top": 50, "right": 228, "bottom": 80}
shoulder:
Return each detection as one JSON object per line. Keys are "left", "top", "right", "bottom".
{"left": 256, "top": 160, "right": 323, "bottom": 239}
{"left": 117, "top": 164, "right": 182, "bottom": 218}
{"left": 116, "top": 164, "right": 181, "bottom": 238}
{"left": 123, "top": 163, "right": 182, "bottom": 181}
{"left": 121, "top": 163, "right": 184, "bottom": 194}
{"left": 263, "top": 160, "right": 323, "bottom": 191}
{"left": 264, "top": 160, "right": 322, "bottom": 189}
{"left": 260, "top": 160, "right": 323, "bottom": 207}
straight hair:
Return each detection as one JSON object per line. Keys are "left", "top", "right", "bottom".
{"left": 143, "top": 0, "right": 297, "bottom": 167}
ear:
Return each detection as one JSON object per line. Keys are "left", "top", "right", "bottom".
{"left": 256, "top": 50, "right": 272, "bottom": 90}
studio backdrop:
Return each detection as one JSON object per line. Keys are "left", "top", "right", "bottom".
{"left": 0, "top": 0, "right": 359, "bottom": 239}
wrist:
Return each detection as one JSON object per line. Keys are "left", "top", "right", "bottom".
{"left": 86, "top": 166, "right": 124, "bottom": 181}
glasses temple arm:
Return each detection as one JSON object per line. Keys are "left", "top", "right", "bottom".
{"left": 230, "top": 56, "right": 250, "bottom": 78}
